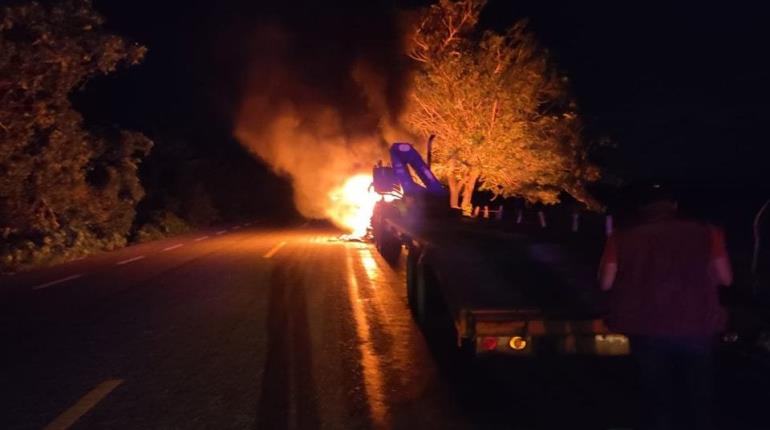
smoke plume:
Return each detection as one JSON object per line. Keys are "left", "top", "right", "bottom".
{"left": 234, "top": 4, "right": 414, "bottom": 221}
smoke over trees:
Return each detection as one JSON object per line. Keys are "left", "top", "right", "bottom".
{"left": 0, "top": 0, "right": 151, "bottom": 270}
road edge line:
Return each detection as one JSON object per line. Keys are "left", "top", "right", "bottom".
{"left": 115, "top": 255, "right": 145, "bottom": 266}
{"left": 32, "top": 274, "right": 83, "bottom": 290}
{"left": 43, "top": 379, "right": 124, "bottom": 430}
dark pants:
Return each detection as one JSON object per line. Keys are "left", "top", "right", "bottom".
{"left": 630, "top": 335, "right": 716, "bottom": 430}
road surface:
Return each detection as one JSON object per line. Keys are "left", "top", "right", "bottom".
{"left": 1, "top": 223, "right": 768, "bottom": 429}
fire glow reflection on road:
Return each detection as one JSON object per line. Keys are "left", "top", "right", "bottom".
{"left": 360, "top": 250, "right": 380, "bottom": 284}
{"left": 354, "top": 245, "right": 434, "bottom": 402}
{"left": 345, "top": 247, "right": 388, "bottom": 427}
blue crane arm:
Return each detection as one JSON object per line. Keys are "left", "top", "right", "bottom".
{"left": 389, "top": 142, "right": 447, "bottom": 196}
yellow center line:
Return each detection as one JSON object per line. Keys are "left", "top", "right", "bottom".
{"left": 345, "top": 248, "right": 388, "bottom": 428}
{"left": 263, "top": 241, "right": 287, "bottom": 258}
{"left": 43, "top": 379, "right": 123, "bottom": 430}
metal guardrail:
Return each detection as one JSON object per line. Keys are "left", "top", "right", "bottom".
{"left": 469, "top": 205, "right": 615, "bottom": 236}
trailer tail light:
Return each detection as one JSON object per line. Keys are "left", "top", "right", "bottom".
{"left": 481, "top": 337, "right": 498, "bottom": 351}
{"left": 509, "top": 336, "right": 528, "bottom": 350}
{"left": 594, "top": 334, "right": 630, "bottom": 355}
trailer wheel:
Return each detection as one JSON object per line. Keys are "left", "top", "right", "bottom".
{"left": 415, "top": 263, "right": 446, "bottom": 332}
{"left": 458, "top": 336, "right": 477, "bottom": 361}
{"left": 378, "top": 230, "right": 402, "bottom": 263}
{"left": 406, "top": 246, "right": 420, "bottom": 313}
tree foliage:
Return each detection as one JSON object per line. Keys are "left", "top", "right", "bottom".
{"left": 0, "top": 0, "right": 150, "bottom": 270}
{"left": 405, "top": 0, "right": 599, "bottom": 211}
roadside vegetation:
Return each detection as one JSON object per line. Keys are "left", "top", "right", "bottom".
{"left": 405, "top": 0, "right": 600, "bottom": 213}
{"left": 0, "top": 0, "right": 282, "bottom": 273}
{"left": 0, "top": 0, "right": 152, "bottom": 271}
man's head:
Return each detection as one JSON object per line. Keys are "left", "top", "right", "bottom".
{"left": 630, "top": 183, "right": 679, "bottom": 220}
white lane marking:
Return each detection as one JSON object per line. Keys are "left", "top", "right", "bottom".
{"left": 162, "top": 244, "right": 184, "bottom": 252}
{"left": 216, "top": 230, "right": 227, "bottom": 235}
{"left": 263, "top": 241, "right": 287, "bottom": 259}
{"left": 116, "top": 255, "right": 145, "bottom": 266}
{"left": 43, "top": 379, "right": 123, "bottom": 430}
{"left": 194, "top": 236, "right": 209, "bottom": 242}
{"left": 33, "top": 274, "right": 83, "bottom": 290}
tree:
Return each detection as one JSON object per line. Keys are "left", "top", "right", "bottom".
{"left": 405, "top": 0, "right": 599, "bottom": 212}
{"left": 0, "top": 0, "right": 150, "bottom": 270}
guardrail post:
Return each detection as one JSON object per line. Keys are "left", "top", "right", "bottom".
{"left": 571, "top": 212, "right": 580, "bottom": 232}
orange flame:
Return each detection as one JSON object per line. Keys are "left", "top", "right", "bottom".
{"left": 326, "top": 174, "right": 381, "bottom": 237}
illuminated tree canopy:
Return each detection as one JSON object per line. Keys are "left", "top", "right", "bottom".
{"left": 405, "top": 0, "right": 600, "bottom": 211}
{"left": 0, "top": 0, "right": 150, "bottom": 269}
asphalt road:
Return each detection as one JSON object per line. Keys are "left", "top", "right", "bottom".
{"left": 1, "top": 223, "right": 768, "bottom": 429}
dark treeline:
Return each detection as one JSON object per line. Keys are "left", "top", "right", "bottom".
{"left": 0, "top": 0, "right": 294, "bottom": 272}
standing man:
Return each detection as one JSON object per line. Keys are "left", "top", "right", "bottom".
{"left": 598, "top": 185, "right": 733, "bottom": 430}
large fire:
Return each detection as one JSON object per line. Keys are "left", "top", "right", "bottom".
{"left": 327, "top": 174, "right": 381, "bottom": 237}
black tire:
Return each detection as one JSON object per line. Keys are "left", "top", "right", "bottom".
{"left": 379, "top": 230, "right": 402, "bottom": 263}
{"left": 406, "top": 246, "right": 420, "bottom": 314}
{"left": 414, "top": 263, "right": 430, "bottom": 327}
{"left": 413, "top": 262, "right": 480, "bottom": 363}
{"left": 415, "top": 263, "right": 447, "bottom": 332}
{"left": 372, "top": 219, "right": 384, "bottom": 252}
{"left": 458, "top": 336, "right": 477, "bottom": 362}
{"left": 416, "top": 264, "right": 475, "bottom": 362}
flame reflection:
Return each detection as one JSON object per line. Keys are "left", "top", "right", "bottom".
{"left": 345, "top": 248, "right": 388, "bottom": 426}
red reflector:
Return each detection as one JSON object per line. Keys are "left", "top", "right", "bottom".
{"left": 481, "top": 337, "right": 498, "bottom": 351}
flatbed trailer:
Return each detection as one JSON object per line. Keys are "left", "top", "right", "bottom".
{"left": 373, "top": 211, "right": 630, "bottom": 357}
{"left": 370, "top": 143, "right": 629, "bottom": 357}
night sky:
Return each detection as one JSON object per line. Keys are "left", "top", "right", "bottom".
{"left": 76, "top": 1, "right": 769, "bottom": 193}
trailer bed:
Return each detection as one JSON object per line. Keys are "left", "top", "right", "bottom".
{"left": 389, "top": 216, "right": 608, "bottom": 318}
